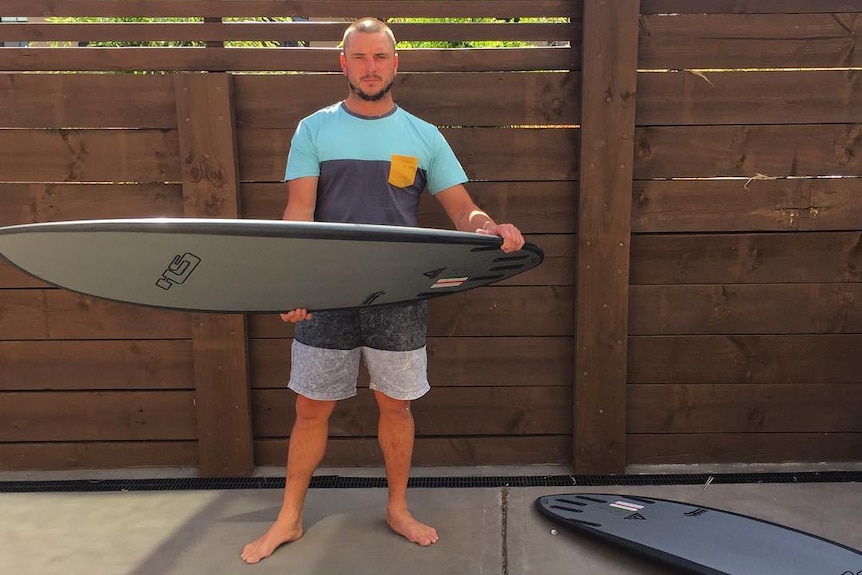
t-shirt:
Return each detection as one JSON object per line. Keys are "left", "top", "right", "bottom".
{"left": 284, "top": 102, "right": 468, "bottom": 226}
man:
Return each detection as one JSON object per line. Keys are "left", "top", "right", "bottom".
{"left": 241, "top": 18, "right": 525, "bottom": 565}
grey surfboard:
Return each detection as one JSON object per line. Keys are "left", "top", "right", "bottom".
{"left": 0, "top": 218, "right": 543, "bottom": 313}
{"left": 536, "top": 493, "right": 862, "bottom": 575}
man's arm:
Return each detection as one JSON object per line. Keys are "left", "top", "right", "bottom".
{"left": 280, "top": 176, "right": 318, "bottom": 322}
{"left": 434, "top": 184, "right": 525, "bottom": 253}
{"left": 282, "top": 176, "right": 318, "bottom": 222}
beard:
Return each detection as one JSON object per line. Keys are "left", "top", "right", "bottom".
{"left": 348, "top": 77, "right": 394, "bottom": 102}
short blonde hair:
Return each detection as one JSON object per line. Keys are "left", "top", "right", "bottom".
{"left": 342, "top": 18, "right": 396, "bottom": 52}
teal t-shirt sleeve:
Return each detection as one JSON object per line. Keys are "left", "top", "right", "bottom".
{"left": 284, "top": 120, "right": 320, "bottom": 182}
{"left": 426, "top": 129, "right": 468, "bottom": 194}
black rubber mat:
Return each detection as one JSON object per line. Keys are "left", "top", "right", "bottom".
{"left": 0, "top": 471, "right": 859, "bottom": 493}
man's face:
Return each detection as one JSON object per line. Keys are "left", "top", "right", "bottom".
{"left": 340, "top": 31, "right": 398, "bottom": 102}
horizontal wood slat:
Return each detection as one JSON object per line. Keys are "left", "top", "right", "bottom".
{"left": 0, "top": 85, "right": 580, "bottom": 184}
{"left": 2, "top": 22, "right": 578, "bottom": 43}
{"left": 249, "top": 337, "right": 574, "bottom": 389}
{"left": 0, "top": 71, "right": 580, "bottom": 128}
{"left": 235, "top": 72, "right": 580, "bottom": 128}
{"left": 0, "top": 290, "right": 190, "bottom": 340}
{"left": 630, "top": 232, "right": 862, "bottom": 285}
{"left": 0, "top": 441, "right": 197, "bottom": 471}
{"left": 629, "top": 334, "right": 862, "bottom": 385}
{"left": 0, "top": 47, "right": 577, "bottom": 73}
{"left": 634, "top": 124, "right": 862, "bottom": 179}
{"left": 0, "top": 129, "right": 181, "bottom": 183}
{"left": 632, "top": 178, "right": 862, "bottom": 233}
{"left": 241, "top": 181, "right": 578, "bottom": 234}
{"left": 639, "top": 14, "right": 862, "bottom": 69}
{"left": 629, "top": 384, "right": 862, "bottom": 434}
{"left": 0, "top": 74, "right": 177, "bottom": 129}
{"left": 629, "top": 284, "right": 862, "bottom": 335}
{"left": 253, "top": 386, "right": 571, "bottom": 437}
{"left": 247, "top": 287, "right": 575, "bottom": 339}
{"left": 0, "top": 183, "right": 184, "bottom": 227}
{"left": 238, "top": 127, "right": 579, "bottom": 182}
{"left": 255, "top": 436, "right": 571, "bottom": 467}
{"left": 641, "top": 1, "right": 862, "bottom": 14}
{"left": 5, "top": 1, "right": 580, "bottom": 19}
{"left": 628, "top": 433, "right": 862, "bottom": 465}
{"left": 0, "top": 391, "right": 196, "bottom": 441}
{"left": 0, "top": 340, "right": 194, "bottom": 391}
{"left": 637, "top": 70, "right": 862, "bottom": 127}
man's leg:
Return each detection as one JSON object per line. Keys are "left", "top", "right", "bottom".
{"left": 241, "top": 395, "right": 336, "bottom": 564}
{"left": 374, "top": 390, "right": 438, "bottom": 546}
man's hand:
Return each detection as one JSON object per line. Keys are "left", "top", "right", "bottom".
{"left": 478, "top": 223, "right": 525, "bottom": 253}
{"left": 280, "top": 308, "right": 312, "bottom": 323}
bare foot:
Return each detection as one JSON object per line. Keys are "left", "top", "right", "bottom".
{"left": 387, "top": 507, "right": 438, "bottom": 546}
{"left": 240, "top": 515, "right": 303, "bottom": 564}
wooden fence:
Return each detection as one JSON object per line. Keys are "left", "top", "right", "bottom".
{"left": 0, "top": 1, "right": 859, "bottom": 476}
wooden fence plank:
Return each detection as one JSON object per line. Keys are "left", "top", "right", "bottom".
{"left": 0, "top": 74, "right": 176, "bottom": 129}
{"left": 174, "top": 73, "right": 253, "bottom": 477}
{"left": 234, "top": 72, "right": 580, "bottom": 128}
{"left": 5, "top": 1, "right": 579, "bottom": 19}
{"left": 628, "top": 433, "right": 862, "bottom": 465}
{"left": 629, "top": 384, "right": 862, "bottom": 434}
{"left": 255, "top": 436, "right": 571, "bottom": 467}
{"left": 0, "top": 391, "right": 196, "bottom": 442}
{"left": 630, "top": 284, "right": 862, "bottom": 335}
{"left": 3, "top": 21, "right": 578, "bottom": 44}
{"left": 0, "top": 442, "right": 197, "bottom": 471}
{"left": 420, "top": 182, "right": 579, "bottom": 234}
{"left": 634, "top": 125, "right": 862, "bottom": 179}
{"left": 639, "top": 13, "right": 862, "bottom": 69}
{"left": 253, "top": 386, "right": 571, "bottom": 437}
{"left": 238, "top": 127, "right": 580, "bottom": 182}
{"left": 573, "top": 0, "right": 640, "bottom": 473}
{"left": 249, "top": 337, "right": 573, "bottom": 389}
{"left": 629, "top": 334, "right": 862, "bottom": 385}
{"left": 0, "top": 261, "right": 44, "bottom": 289}
{"left": 246, "top": 287, "right": 574, "bottom": 339}
{"left": 641, "top": 1, "right": 862, "bottom": 14}
{"left": 0, "top": 47, "right": 577, "bottom": 73}
{"left": 241, "top": 181, "right": 578, "bottom": 234}
{"left": 632, "top": 178, "right": 862, "bottom": 233}
{"left": 0, "top": 290, "right": 190, "bottom": 340}
{"left": 637, "top": 70, "right": 862, "bottom": 127}
{"left": 429, "top": 287, "right": 574, "bottom": 337}
{"left": 630, "top": 232, "right": 862, "bottom": 285}
{"left": 0, "top": 129, "right": 180, "bottom": 183}
{"left": 0, "top": 183, "right": 184, "bottom": 227}
{"left": 0, "top": 340, "right": 194, "bottom": 391}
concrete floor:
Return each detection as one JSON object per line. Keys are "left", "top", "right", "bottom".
{"left": 0, "top": 466, "right": 859, "bottom": 575}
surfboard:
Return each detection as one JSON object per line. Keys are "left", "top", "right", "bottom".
{"left": 535, "top": 493, "right": 862, "bottom": 575}
{"left": 0, "top": 218, "right": 543, "bottom": 313}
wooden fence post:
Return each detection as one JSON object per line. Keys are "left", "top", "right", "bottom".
{"left": 174, "top": 73, "right": 254, "bottom": 477}
{"left": 574, "top": 0, "right": 640, "bottom": 473}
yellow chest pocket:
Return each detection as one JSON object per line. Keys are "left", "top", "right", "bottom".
{"left": 388, "top": 154, "right": 419, "bottom": 188}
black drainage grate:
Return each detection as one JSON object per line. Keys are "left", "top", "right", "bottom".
{"left": 0, "top": 471, "right": 859, "bottom": 493}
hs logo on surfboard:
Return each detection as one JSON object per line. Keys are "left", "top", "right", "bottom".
{"left": 156, "top": 252, "right": 201, "bottom": 290}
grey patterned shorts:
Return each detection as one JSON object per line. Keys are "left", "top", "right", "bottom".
{"left": 288, "top": 301, "right": 430, "bottom": 401}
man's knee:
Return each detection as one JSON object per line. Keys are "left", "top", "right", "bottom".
{"left": 375, "top": 392, "right": 412, "bottom": 418}
{"left": 294, "top": 395, "right": 337, "bottom": 422}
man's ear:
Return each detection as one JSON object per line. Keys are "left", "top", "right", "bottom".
{"left": 339, "top": 51, "right": 348, "bottom": 75}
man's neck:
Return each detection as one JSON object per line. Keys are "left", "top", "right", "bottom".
{"left": 343, "top": 93, "right": 396, "bottom": 118}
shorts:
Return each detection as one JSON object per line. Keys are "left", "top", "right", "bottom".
{"left": 288, "top": 301, "right": 430, "bottom": 401}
